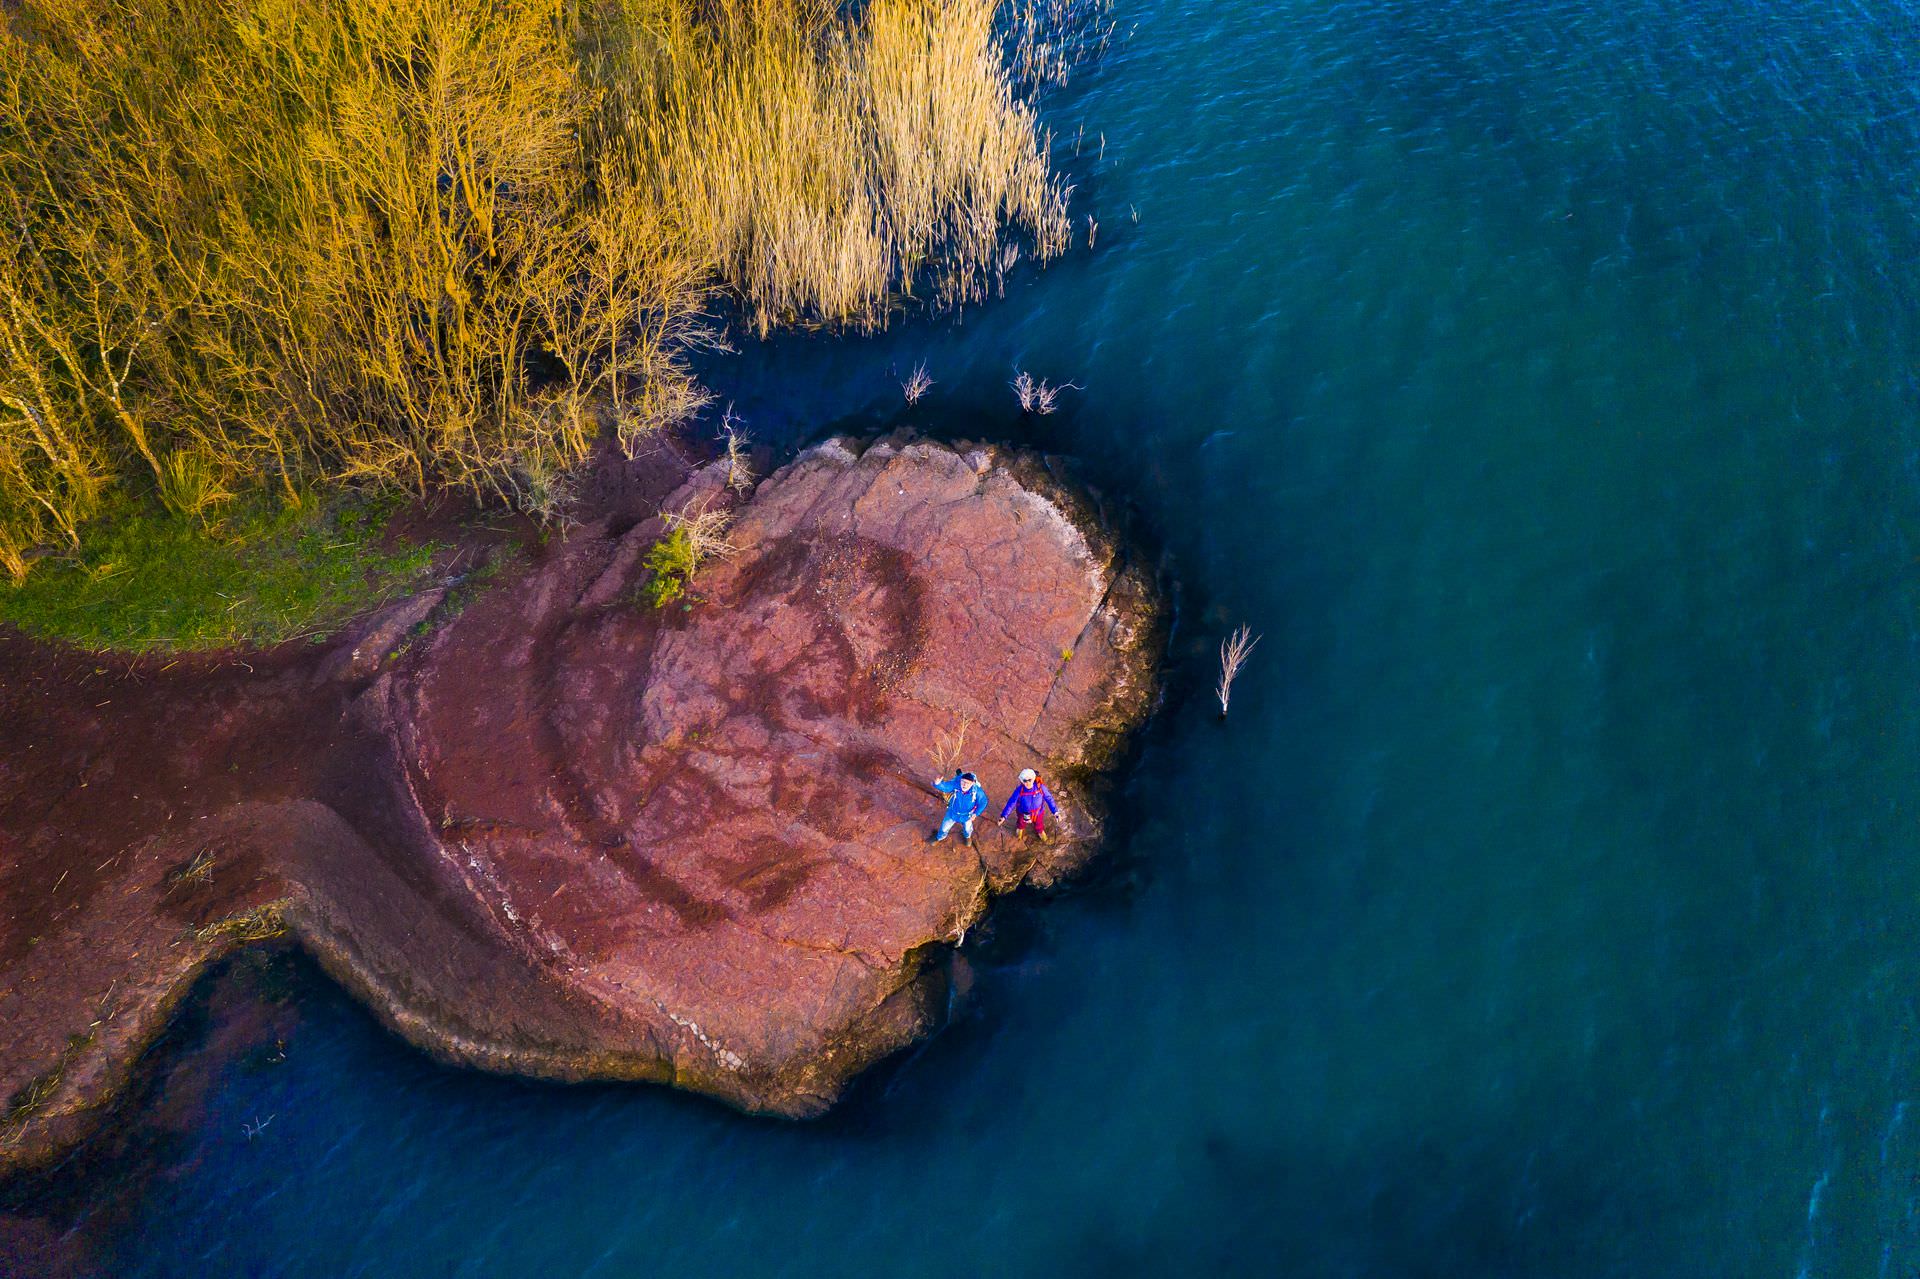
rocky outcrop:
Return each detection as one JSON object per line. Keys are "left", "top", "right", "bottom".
{"left": 0, "top": 436, "right": 1163, "bottom": 1169}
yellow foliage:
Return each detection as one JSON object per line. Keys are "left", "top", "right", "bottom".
{"left": 587, "top": 0, "right": 1069, "bottom": 335}
{"left": 156, "top": 451, "right": 234, "bottom": 525}
{"left": 0, "top": 0, "right": 1068, "bottom": 572}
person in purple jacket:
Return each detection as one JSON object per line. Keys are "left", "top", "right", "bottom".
{"left": 999, "top": 768, "right": 1059, "bottom": 840}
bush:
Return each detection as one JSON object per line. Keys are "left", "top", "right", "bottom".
{"left": 640, "top": 527, "right": 699, "bottom": 608}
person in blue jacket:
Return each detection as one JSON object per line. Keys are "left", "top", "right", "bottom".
{"left": 1000, "top": 768, "right": 1059, "bottom": 840}
{"left": 931, "top": 770, "right": 989, "bottom": 844}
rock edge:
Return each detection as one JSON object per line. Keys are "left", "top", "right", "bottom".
{"left": 0, "top": 435, "right": 1165, "bottom": 1170}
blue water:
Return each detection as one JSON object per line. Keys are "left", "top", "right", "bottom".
{"left": 29, "top": 0, "right": 1920, "bottom": 1273}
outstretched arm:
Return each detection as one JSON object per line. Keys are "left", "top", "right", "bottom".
{"left": 999, "top": 792, "right": 1017, "bottom": 819}
{"left": 1042, "top": 785, "right": 1060, "bottom": 815}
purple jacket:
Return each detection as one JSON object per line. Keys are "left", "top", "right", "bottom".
{"left": 1000, "top": 780, "right": 1058, "bottom": 819}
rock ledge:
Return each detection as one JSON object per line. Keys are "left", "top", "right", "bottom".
{"left": 0, "top": 436, "right": 1164, "bottom": 1167}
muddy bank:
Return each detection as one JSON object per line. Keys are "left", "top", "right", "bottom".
{"left": 0, "top": 434, "right": 1164, "bottom": 1171}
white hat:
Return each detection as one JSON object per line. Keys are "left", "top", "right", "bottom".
{"left": 1019, "top": 768, "right": 1037, "bottom": 784}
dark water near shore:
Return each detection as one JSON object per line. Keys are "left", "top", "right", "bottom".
{"left": 27, "top": 0, "right": 1920, "bottom": 1273}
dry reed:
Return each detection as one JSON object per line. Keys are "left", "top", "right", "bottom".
{"left": 1012, "top": 370, "right": 1077, "bottom": 414}
{"left": 1216, "top": 624, "right": 1260, "bottom": 717}
{"left": 582, "top": 0, "right": 1070, "bottom": 336}
{"left": 902, "top": 362, "right": 935, "bottom": 404}
{"left": 930, "top": 714, "right": 974, "bottom": 776}
{"left": 1005, "top": 0, "right": 1119, "bottom": 89}
{"left": 662, "top": 504, "right": 739, "bottom": 567}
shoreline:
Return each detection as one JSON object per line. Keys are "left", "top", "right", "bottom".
{"left": 0, "top": 432, "right": 1167, "bottom": 1175}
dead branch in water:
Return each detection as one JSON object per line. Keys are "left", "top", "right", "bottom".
{"left": 1216, "top": 624, "right": 1259, "bottom": 717}
{"left": 1011, "top": 370, "right": 1079, "bottom": 414}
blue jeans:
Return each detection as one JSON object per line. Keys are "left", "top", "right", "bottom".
{"left": 938, "top": 816, "right": 976, "bottom": 840}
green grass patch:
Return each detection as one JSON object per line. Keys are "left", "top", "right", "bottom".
{"left": 0, "top": 490, "right": 439, "bottom": 652}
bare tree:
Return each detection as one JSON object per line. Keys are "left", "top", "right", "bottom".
{"left": 902, "top": 361, "right": 934, "bottom": 405}
{"left": 1216, "top": 624, "right": 1260, "bottom": 717}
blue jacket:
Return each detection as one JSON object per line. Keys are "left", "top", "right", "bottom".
{"left": 935, "top": 775, "right": 990, "bottom": 823}
{"left": 1000, "top": 779, "right": 1059, "bottom": 819}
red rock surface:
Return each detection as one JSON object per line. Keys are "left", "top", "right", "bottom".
{"left": 0, "top": 435, "right": 1161, "bottom": 1169}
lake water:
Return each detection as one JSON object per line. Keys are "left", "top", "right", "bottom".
{"left": 23, "top": 0, "right": 1920, "bottom": 1273}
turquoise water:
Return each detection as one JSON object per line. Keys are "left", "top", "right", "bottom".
{"left": 26, "top": 0, "right": 1920, "bottom": 1273}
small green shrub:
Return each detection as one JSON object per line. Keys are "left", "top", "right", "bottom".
{"left": 640, "top": 527, "right": 699, "bottom": 608}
